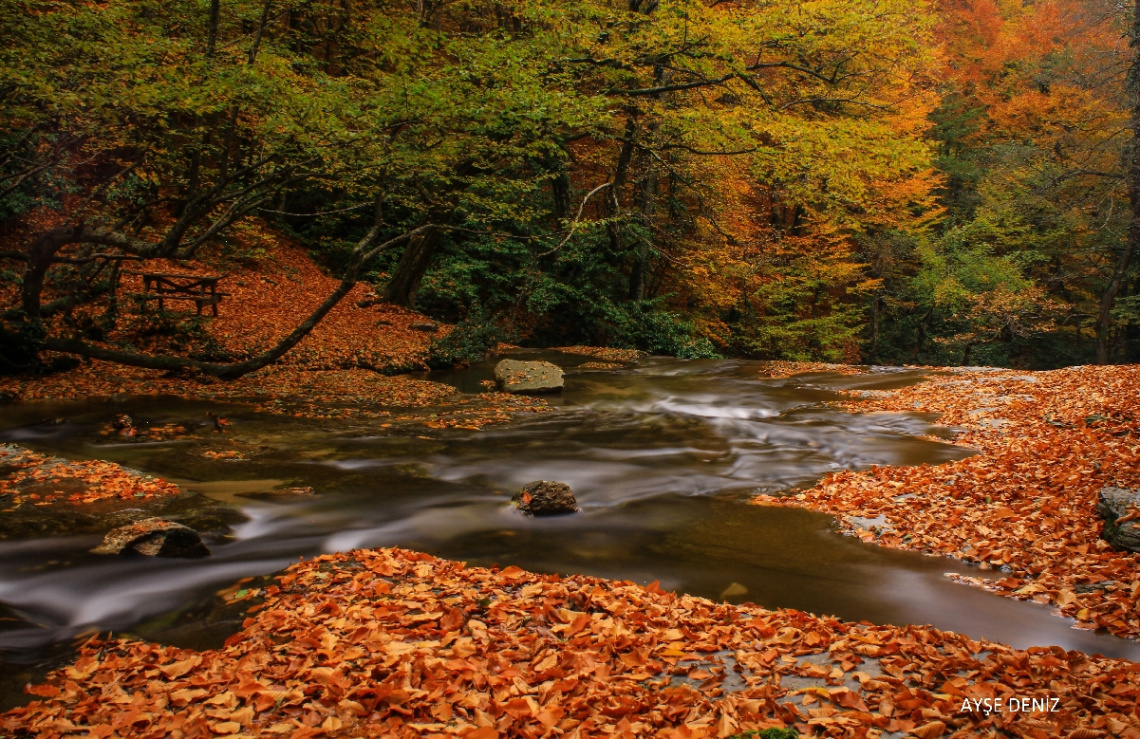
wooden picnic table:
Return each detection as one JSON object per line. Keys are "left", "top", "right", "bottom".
{"left": 133, "top": 272, "right": 227, "bottom": 316}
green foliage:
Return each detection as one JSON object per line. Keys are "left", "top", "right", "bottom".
{"left": 735, "top": 273, "right": 865, "bottom": 362}
{"left": 881, "top": 141, "right": 1105, "bottom": 366}
{"left": 596, "top": 300, "right": 720, "bottom": 359}
{"left": 415, "top": 226, "right": 718, "bottom": 358}
{"left": 727, "top": 729, "right": 799, "bottom": 739}
{"left": 0, "top": 0, "right": 952, "bottom": 369}
{"left": 428, "top": 306, "right": 510, "bottom": 368}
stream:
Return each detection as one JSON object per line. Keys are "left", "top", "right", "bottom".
{"left": 2, "top": 353, "right": 1138, "bottom": 700}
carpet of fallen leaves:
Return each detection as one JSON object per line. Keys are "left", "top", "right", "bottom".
{"left": 0, "top": 444, "right": 180, "bottom": 510}
{"left": 0, "top": 362, "right": 558, "bottom": 429}
{"left": 4, "top": 547, "right": 1139, "bottom": 739}
{"left": 3, "top": 226, "right": 444, "bottom": 389}
{"left": 0, "top": 234, "right": 568, "bottom": 429}
{"left": 112, "top": 242, "right": 444, "bottom": 373}
{"left": 756, "top": 363, "right": 866, "bottom": 380}
{"left": 551, "top": 347, "right": 645, "bottom": 364}
{"left": 754, "top": 364, "right": 1140, "bottom": 642}
{"left": 0, "top": 221, "right": 449, "bottom": 374}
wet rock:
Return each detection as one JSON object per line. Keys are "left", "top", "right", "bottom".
{"left": 494, "top": 359, "right": 564, "bottom": 394}
{"left": 109, "top": 413, "right": 138, "bottom": 437}
{"left": 206, "top": 411, "right": 227, "bottom": 432}
{"left": 720, "top": 582, "right": 748, "bottom": 599}
{"left": 513, "top": 480, "right": 578, "bottom": 516}
{"left": 1097, "top": 487, "right": 1140, "bottom": 553}
{"left": 98, "top": 508, "right": 151, "bottom": 529}
{"left": 92, "top": 518, "right": 211, "bottom": 558}
{"left": 155, "top": 491, "right": 247, "bottom": 533}
{"left": 848, "top": 514, "right": 894, "bottom": 533}
{"left": 409, "top": 320, "right": 439, "bottom": 333}
{"left": 0, "top": 508, "right": 100, "bottom": 539}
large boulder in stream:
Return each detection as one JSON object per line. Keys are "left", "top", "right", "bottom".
{"left": 1097, "top": 487, "right": 1140, "bottom": 553}
{"left": 92, "top": 518, "right": 211, "bottom": 558}
{"left": 494, "top": 359, "right": 564, "bottom": 394}
{"left": 513, "top": 481, "right": 579, "bottom": 516}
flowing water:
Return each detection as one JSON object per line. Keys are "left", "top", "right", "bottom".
{"left": 1, "top": 353, "right": 1138, "bottom": 700}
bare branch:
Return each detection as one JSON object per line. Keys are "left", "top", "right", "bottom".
{"left": 536, "top": 182, "right": 613, "bottom": 258}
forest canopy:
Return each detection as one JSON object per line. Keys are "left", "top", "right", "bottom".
{"left": 2, "top": 0, "right": 1139, "bottom": 372}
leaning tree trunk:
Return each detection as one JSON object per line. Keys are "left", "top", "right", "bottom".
{"left": 1096, "top": 0, "right": 1140, "bottom": 364}
{"left": 382, "top": 226, "right": 442, "bottom": 308}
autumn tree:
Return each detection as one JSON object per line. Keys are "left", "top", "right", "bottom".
{"left": 0, "top": 0, "right": 604, "bottom": 374}
{"left": 407, "top": 0, "right": 942, "bottom": 358}
{"left": 878, "top": 0, "right": 1140, "bottom": 367}
{"left": 1, "top": 0, "right": 945, "bottom": 371}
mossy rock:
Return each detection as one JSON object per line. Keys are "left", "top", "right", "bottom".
{"left": 1097, "top": 487, "right": 1140, "bottom": 553}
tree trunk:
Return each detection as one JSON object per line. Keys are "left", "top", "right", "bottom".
{"left": 629, "top": 159, "right": 658, "bottom": 300}
{"left": 205, "top": 0, "right": 220, "bottom": 58}
{"left": 382, "top": 226, "right": 442, "bottom": 308}
{"left": 1096, "top": 0, "right": 1140, "bottom": 364}
{"left": 22, "top": 226, "right": 90, "bottom": 317}
{"left": 870, "top": 294, "right": 880, "bottom": 357}
{"left": 550, "top": 163, "right": 572, "bottom": 222}
{"left": 626, "top": 59, "right": 668, "bottom": 301}
{"left": 606, "top": 119, "right": 638, "bottom": 257}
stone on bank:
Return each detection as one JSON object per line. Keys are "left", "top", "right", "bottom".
{"left": 494, "top": 359, "right": 564, "bottom": 394}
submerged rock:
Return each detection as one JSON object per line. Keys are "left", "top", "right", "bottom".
{"left": 1097, "top": 487, "right": 1140, "bottom": 553}
{"left": 92, "top": 518, "right": 211, "bottom": 558}
{"left": 494, "top": 359, "right": 564, "bottom": 394}
{"left": 513, "top": 480, "right": 579, "bottom": 516}
{"left": 720, "top": 582, "right": 749, "bottom": 599}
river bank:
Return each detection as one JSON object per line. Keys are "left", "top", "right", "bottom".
{"left": 3, "top": 546, "right": 1139, "bottom": 738}
{"left": 1, "top": 361, "right": 1139, "bottom": 737}
{"left": 755, "top": 364, "right": 1140, "bottom": 643}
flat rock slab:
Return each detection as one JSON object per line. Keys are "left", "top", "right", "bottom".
{"left": 494, "top": 359, "right": 564, "bottom": 394}
{"left": 92, "top": 517, "right": 211, "bottom": 558}
{"left": 849, "top": 514, "right": 894, "bottom": 533}
{"left": 1098, "top": 487, "right": 1140, "bottom": 553}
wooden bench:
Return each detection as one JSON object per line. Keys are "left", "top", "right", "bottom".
{"left": 131, "top": 273, "right": 227, "bottom": 316}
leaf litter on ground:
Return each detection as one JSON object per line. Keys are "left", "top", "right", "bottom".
{"left": 754, "top": 363, "right": 1140, "bottom": 642}
{"left": 3, "top": 547, "right": 1139, "bottom": 738}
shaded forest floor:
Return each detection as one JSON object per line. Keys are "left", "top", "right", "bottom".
{"left": 0, "top": 240, "right": 557, "bottom": 430}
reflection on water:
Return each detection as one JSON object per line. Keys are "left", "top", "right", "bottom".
{"left": 1, "top": 354, "right": 1138, "bottom": 671}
